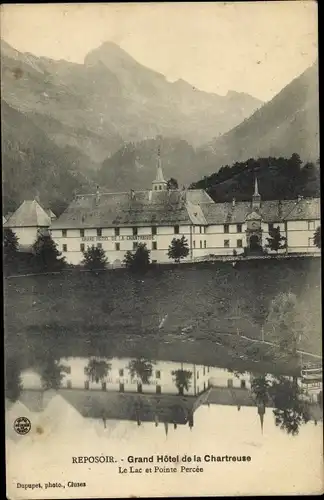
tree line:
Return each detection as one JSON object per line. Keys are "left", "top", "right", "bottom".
{"left": 190, "top": 154, "right": 320, "bottom": 202}
{"left": 3, "top": 228, "right": 191, "bottom": 276}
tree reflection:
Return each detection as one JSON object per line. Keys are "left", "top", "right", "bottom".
{"left": 39, "top": 355, "right": 69, "bottom": 390}
{"left": 128, "top": 358, "right": 154, "bottom": 387}
{"left": 172, "top": 369, "right": 192, "bottom": 396}
{"left": 270, "top": 377, "right": 310, "bottom": 436}
{"left": 85, "top": 358, "right": 111, "bottom": 384}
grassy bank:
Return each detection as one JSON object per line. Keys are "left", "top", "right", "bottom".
{"left": 4, "top": 258, "right": 321, "bottom": 373}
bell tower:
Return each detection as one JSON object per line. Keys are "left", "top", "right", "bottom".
{"left": 152, "top": 147, "right": 167, "bottom": 191}
{"left": 252, "top": 177, "right": 261, "bottom": 211}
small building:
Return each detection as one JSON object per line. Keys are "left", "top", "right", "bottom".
{"left": 3, "top": 200, "right": 54, "bottom": 252}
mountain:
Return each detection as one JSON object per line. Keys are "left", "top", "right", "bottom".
{"left": 1, "top": 39, "right": 262, "bottom": 162}
{"left": 1, "top": 100, "right": 96, "bottom": 215}
{"left": 98, "top": 137, "right": 219, "bottom": 190}
{"left": 201, "top": 62, "right": 319, "bottom": 169}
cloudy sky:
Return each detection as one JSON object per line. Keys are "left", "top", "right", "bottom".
{"left": 1, "top": 2, "right": 318, "bottom": 101}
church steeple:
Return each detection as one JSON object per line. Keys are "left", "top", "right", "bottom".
{"left": 152, "top": 147, "right": 167, "bottom": 191}
{"left": 252, "top": 177, "right": 261, "bottom": 210}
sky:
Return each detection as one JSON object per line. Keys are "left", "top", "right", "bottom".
{"left": 0, "top": 2, "right": 318, "bottom": 101}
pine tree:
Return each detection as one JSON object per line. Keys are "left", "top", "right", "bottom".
{"left": 266, "top": 226, "right": 287, "bottom": 252}
{"left": 82, "top": 245, "right": 108, "bottom": 271}
{"left": 33, "top": 232, "right": 66, "bottom": 272}
{"left": 167, "top": 236, "right": 189, "bottom": 263}
{"left": 123, "top": 243, "right": 150, "bottom": 273}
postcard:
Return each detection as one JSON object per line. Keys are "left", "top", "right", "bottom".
{"left": 2, "top": 1, "right": 322, "bottom": 498}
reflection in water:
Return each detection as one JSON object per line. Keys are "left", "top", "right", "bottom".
{"left": 5, "top": 352, "right": 322, "bottom": 438}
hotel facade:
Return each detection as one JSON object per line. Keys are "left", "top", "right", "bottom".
{"left": 48, "top": 162, "right": 320, "bottom": 266}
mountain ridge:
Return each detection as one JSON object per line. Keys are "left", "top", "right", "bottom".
{"left": 1, "top": 38, "right": 263, "bottom": 161}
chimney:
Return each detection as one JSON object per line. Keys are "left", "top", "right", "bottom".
{"left": 232, "top": 198, "right": 236, "bottom": 208}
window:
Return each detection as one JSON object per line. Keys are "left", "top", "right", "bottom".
{"left": 65, "top": 366, "right": 71, "bottom": 374}
{"left": 63, "top": 244, "right": 67, "bottom": 252}
{"left": 224, "top": 224, "right": 229, "bottom": 233}
{"left": 156, "top": 385, "right": 162, "bottom": 394}
{"left": 193, "top": 241, "right": 196, "bottom": 249}
{"left": 237, "top": 239, "right": 243, "bottom": 248}
{"left": 154, "top": 186, "right": 158, "bottom": 191}
{"left": 119, "top": 369, "right": 124, "bottom": 377}
{"left": 152, "top": 226, "right": 157, "bottom": 236}
{"left": 200, "top": 240, "right": 203, "bottom": 249}
{"left": 308, "top": 220, "right": 315, "bottom": 230}
{"left": 268, "top": 223, "right": 274, "bottom": 232}
{"left": 115, "top": 227, "right": 120, "bottom": 236}
{"left": 227, "top": 379, "right": 233, "bottom": 388}
{"left": 80, "top": 243, "right": 85, "bottom": 252}
{"left": 80, "top": 229, "right": 84, "bottom": 237}
{"left": 174, "top": 225, "right": 180, "bottom": 234}
{"left": 84, "top": 381, "right": 89, "bottom": 390}
{"left": 152, "top": 241, "right": 157, "bottom": 250}
{"left": 308, "top": 237, "right": 315, "bottom": 247}
{"left": 159, "top": 185, "right": 162, "bottom": 190}
{"left": 115, "top": 243, "right": 120, "bottom": 251}
{"left": 203, "top": 367, "right": 206, "bottom": 376}
{"left": 97, "top": 228, "right": 102, "bottom": 237}
{"left": 197, "top": 371, "right": 199, "bottom": 379}
{"left": 224, "top": 240, "right": 230, "bottom": 248}
{"left": 204, "top": 240, "right": 207, "bottom": 249}
{"left": 66, "top": 380, "right": 72, "bottom": 389}
{"left": 241, "top": 380, "right": 246, "bottom": 389}
{"left": 156, "top": 370, "right": 161, "bottom": 379}
{"left": 237, "top": 224, "right": 242, "bottom": 233}
{"left": 133, "top": 227, "right": 138, "bottom": 236}
{"left": 62, "top": 229, "right": 67, "bottom": 237}
{"left": 97, "top": 243, "right": 102, "bottom": 249}
{"left": 133, "top": 242, "right": 138, "bottom": 250}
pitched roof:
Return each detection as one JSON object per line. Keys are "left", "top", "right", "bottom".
{"left": 201, "top": 387, "right": 256, "bottom": 407}
{"left": 17, "top": 389, "right": 194, "bottom": 425}
{"left": 51, "top": 189, "right": 213, "bottom": 229}
{"left": 201, "top": 198, "right": 321, "bottom": 225}
{"left": 4, "top": 200, "right": 51, "bottom": 228}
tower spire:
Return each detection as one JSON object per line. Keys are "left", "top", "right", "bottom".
{"left": 254, "top": 177, "right": 259, "bottom": 196}
{"left": 252, "top": 176, "right": 261, "bottom": 210}
{"left": 152, "top": 146, "right": 167, "bottom": 191}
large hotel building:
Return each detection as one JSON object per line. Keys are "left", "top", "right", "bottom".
{"left": 4, "top": 159, "right": 320, "bottom": 265}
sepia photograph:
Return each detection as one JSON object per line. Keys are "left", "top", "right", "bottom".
{"left": 2, "top": 1, "right": 322, "bottom": 498}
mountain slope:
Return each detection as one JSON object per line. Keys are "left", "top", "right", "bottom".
{"left": 2, "top": 100, "right": 96, "bottom": 215}
{"left": 203, "top": 62, "right": 319, "bottom": 168}
{"left": 98, "top": 137, "right": 218, "bottom": 190}
{"left": 1, "top": 39, "right": 262, "bottom": 162}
